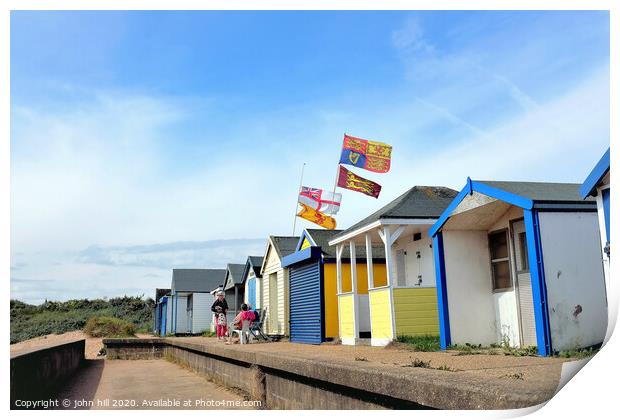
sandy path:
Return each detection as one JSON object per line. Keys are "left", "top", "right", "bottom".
{"left": 10, "top": 330, "right": 153, "bottom": 359}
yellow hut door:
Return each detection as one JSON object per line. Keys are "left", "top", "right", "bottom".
{"left": 269, "top": 272, "right": 279, "bottom": 333}
{"left": 512, "top": 220, "right": 537, "bottom": 347}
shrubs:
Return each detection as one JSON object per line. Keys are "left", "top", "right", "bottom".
{"left": 10, "top": 296, "right": 154, "bottom": 343}
{"left": 84, "top": 316, "right": 136, "bottom": 338}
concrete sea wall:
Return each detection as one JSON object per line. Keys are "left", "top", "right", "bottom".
{"left": 11, "top": 339, "right": 85, "bottom": 409}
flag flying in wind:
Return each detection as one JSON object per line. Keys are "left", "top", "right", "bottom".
{"left": 298, "top": 186, "right": 342, "bottom": 215}
{"left": 297, "top": 203, "right": 337, "bottom": 230}
{"left": 339, "top": 134, "right": 392, "bottom": 173}
{"left": 337, "top": 165, "right": 382, "bottom": 198}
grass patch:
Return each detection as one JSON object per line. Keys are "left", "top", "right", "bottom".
{"left": 436, "top": 364, "right": 458, "bottom": 372}
{"left": 449, "top": 343, "right": 487, "bottom": 355}
{"left": 354, "top": 356, "right": 369, "bottom": 362}
{"left": 402, "top": 358, "right": 460, "bottom": 372}
{"left": 201, "top": 330, "right": 216, "bottom": 337}
{"left": 395, "top": 335, "right": 441, "bottom": 352}
{"left": 448, "top": 342, "right": 539, "bottom": 357}
{"left": 502, "top": 345, "right": 538, "bottom": 357}
{"left": 84, "top": 316, "right": 136, "bottom": 338}
{"left": 556, "top": 347, "right": 599, "bottom": 359}
{"left": 404, "top": 358, "right": 431, "bottom": 368}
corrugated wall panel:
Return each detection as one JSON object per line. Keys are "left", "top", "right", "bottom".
{"left": 289, "top": 260, "right": 323, "bottom": 344}
{"left": 393, "top": 288, "right": 440, "bottom": 336}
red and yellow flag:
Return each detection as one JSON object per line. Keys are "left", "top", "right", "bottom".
{"left": 296, "top": 203, "right": 337, "bottom": 230}
{"left": 337, "top": 165, "right": 382, "bottom": 198}
{"left": 339, "top": 134, "right": 392, "bottom": 173}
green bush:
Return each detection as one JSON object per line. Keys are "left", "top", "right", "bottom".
{"left": 84, "top": 316, "right": 136, "bottom": 338}
{"left": 10, "top": 296, "right": 154, "bottom": 343}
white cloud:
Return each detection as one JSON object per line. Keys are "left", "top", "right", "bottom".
{"left": 10, "top": 61, "right": 609, "bottom": 303}
{"left": 391, "top": 17, "right": 435, "bottom": 54}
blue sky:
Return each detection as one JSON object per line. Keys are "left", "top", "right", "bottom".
{"left": 10, "top": 11, "right": 610, "bottom": 303}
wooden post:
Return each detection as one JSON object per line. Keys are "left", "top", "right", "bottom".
{"left": 336, "top": 244, "right": 343, "bottom": 294}
{"left": 350, "top": 241, "right": 357, "bottom": 294}
{"left": 366, "top": 233, "right": 374, "bottom": 290}
{"left": 379, "top": 226, "right": 393, "bottom": 287}
{"left": 350, "top": 240, "right": 359, "bottom": 340}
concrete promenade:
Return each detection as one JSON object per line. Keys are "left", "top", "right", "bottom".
{"left": 55, "top": 359, "right": 256, "bottom": 410}
{"left": 102, "top": 337, "right": 576, "bottom": 409}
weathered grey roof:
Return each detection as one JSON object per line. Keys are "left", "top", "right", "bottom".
{"left": 305, "top": 229, "right": 385, "bottom": 259}
{"left": 478, "top": 180, "right": 595, "bottom": 203}
{"left": 240, "top": 256, "right": 264, "bottom": 285}
{"left": 270, "top": 235, "right": 300, "bottom": 259}
{"left": 335, "top": 186, "right": 458, "bottom": 240}
{"left": 224, "top": 263, "right": 246, "bottom": 290}
{"left": 155, "top": 288, "right": 171, "bottom": 302}
{"left": 171, "top": 269, "right": 226, "bottom": 293}
{"left": 248, "top": 256, "right": 263, "bottom": 277}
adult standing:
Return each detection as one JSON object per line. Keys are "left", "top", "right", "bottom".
{"left": 211, "top": 291, "right": 229, "bottom": 339}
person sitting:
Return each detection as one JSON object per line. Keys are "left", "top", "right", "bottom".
{"left": 226, "top": 304, "right": 256, "bottom": 344}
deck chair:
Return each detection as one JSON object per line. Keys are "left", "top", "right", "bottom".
{"left": 249, "top": 308, "right": 270, "bottom": 341}
{"left": 229, "top": 319, "right": 251, "bottom": 344}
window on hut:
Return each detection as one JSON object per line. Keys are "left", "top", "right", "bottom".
{"left": 489, "top": 230, "right": 512, "bottom": 291}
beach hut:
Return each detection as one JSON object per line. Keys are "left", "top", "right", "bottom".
{"left": 282, "top": 229, "right": 387, "bottom": 344}
{"left": 170, "top": 268, "right": 227, "bottom": 335}
{"left": 242, "top": 256, "right": 264, "bottom": 310}
{"left": 328, "top": 186, "right": 458, "bottom": 346}
{"left": 429, "top": 178, "right": 607, "bottom": 356}
{"left": 260, "top": 235, "right": 299, "bottom": 336}
{"left": 157, "top": 295, "right": 173, "bottom": 335}
{"left": 581, "top": 148, "right": 610, "bottom": 291}
{"left": 153, "top": 288, "right": 171, "bottom": 334}
{"left": 224, "top": 263, "right": 246, "bottom": 314}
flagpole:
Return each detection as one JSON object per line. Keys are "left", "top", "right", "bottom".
{"left": 292, "top": 162, "right": 306, "bottom": 236}
{"left": 332, "top": 132, "right": 345, "bottom": 198}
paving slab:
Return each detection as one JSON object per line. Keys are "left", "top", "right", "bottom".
{"left": 55, "top": 359, "right": 257, "bottom": 410}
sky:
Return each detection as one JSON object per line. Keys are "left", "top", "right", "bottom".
{"left": 10, "top": 10, "right": 610, "bottom": 303}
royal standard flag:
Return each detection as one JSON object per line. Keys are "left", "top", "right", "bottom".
{"left": 339, "top": 134, "right": 392, "bottom": 173}
{"left": 297, "top": 203, "right": 337, "bottom": 230}
{"left": 337, "top": 165, "right": 382, "bottom": 198}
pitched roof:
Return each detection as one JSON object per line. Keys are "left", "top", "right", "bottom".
{"left": 269, "top": 236, "right": 300, "bottom": 259}
{"left": 334, "top": 186, "right": 458, "bottom": 240}
{"left": 224, "top": 263, "right": 246, "bottom": 290}
{"left": 155, "top": 288, "right": 171, "bottom": 302}
{"left": 249, "top": 256, "right": 264, "bottom": 277}
{"left": 580, "top": 148, "right": 610, "bottom": 198}
{"left": 171, "top": 269, "right": 227, "bottom": 293}
{"left": 240, "top": 256, "right": 264, "bottom": 284}
{"left": 248, "top": 256, "right": 264, "bottom": 272}
{"left": 429, "top": 179, "right": 597, "bottom": 237}
{"left": 305, "top": 229, "right": 385, "bottom": 259}
{"left": 476, "top": 180, "right": 593, "bottom": 203}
